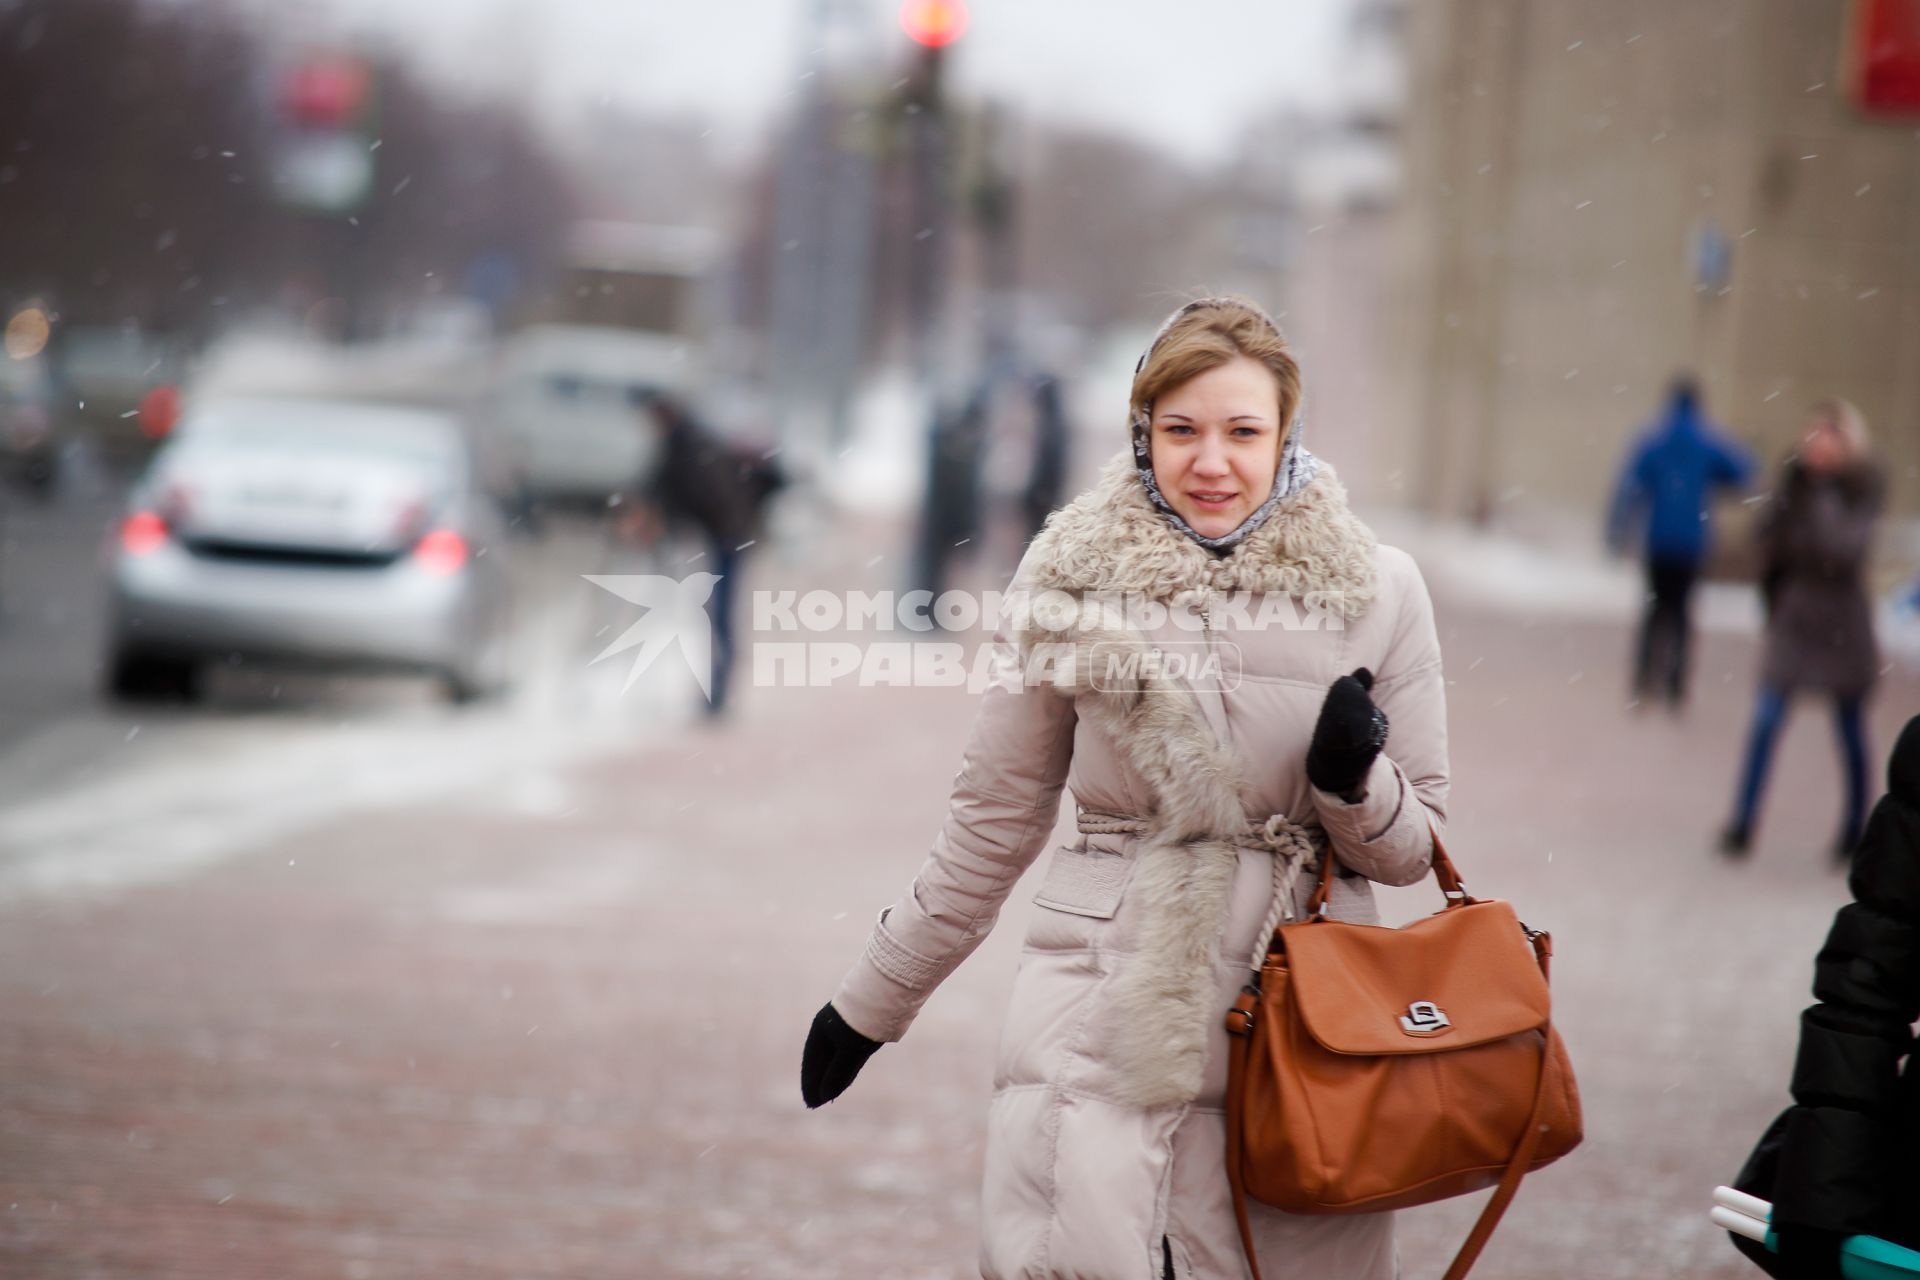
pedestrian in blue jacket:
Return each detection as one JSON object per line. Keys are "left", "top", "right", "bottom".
{"left": 1606, "top": 376, "right": 1755, "bottom": 708}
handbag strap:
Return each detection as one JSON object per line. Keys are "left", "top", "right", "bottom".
{"left": 1225, "top": 931, "right": 1559, "bottom": 1280}
{"left": 1305, "top": 823, "right": 1471, "bottom": 919}
{"left": 1224, "top": 988, "right": 1262, "bottom": 1279}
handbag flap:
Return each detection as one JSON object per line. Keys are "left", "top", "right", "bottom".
{"left": 1272, "top": 898, "right": 1550, "bottom": 1055}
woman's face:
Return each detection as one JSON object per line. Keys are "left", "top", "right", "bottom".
{"left": 1800, "top": 414, "right": 1849, "bottom": 473}
{"left": 1148, "top": 355, "right": 1282, "bottom": 538}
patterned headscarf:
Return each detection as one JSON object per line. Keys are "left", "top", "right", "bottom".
{"left": 1130, "top": 297, "right": 1318, "bottom": 552}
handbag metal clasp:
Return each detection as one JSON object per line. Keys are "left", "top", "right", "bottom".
{"left": 1398, "top": 1000, "right": 1453, "bottom": 1037}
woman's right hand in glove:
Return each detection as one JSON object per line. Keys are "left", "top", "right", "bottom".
{"left": 801, "top": 1002, "right": 882, "bottom": 1108}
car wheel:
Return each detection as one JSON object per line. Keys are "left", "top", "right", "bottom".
{"left": 107, "top": 650, "right": 202, "bottom": 703}
{"left": 442, "top": 610, "right": 515, "bottom": 706}
{"left": 440, "top": 666, "right": 491, "bottom": 705}
{"left": 25, "top": 455, "right": 57, "bottom": 502}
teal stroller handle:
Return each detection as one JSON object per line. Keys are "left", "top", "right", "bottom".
{"left": 1712, "top": 1186, "right": 1920, "bottom": 1279}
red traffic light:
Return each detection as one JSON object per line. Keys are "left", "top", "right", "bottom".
{"left": 283, "top": 56, "right": 372, "bottom": 127}
{"left": 900, "top": 0, "right": 968, "bottom": 47}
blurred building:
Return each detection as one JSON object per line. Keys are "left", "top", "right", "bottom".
{"left": 1266, "top": 0, "right": 1409, "bottom": 507}
{"left": 1389, "top": 0, "right": 1920, "bottom": 548}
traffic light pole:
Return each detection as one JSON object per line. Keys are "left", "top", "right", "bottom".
{"left": 901, "top": 41, "right": 948, "bottom": 382}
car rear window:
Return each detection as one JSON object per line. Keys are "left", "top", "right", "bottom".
{"left": 179, "top": 405, "right": 462, "bottom": 474}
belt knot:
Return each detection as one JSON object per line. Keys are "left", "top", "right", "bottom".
{"left": 1073, "top": 808, "right": 1324, "bottom": 971}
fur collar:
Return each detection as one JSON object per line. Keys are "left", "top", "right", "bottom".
{"left": 1024, "top": 449, "right": 1378, "bottom": 618}
{"left": 1011, "top": 450, "right": 1378, "bottom": 1109}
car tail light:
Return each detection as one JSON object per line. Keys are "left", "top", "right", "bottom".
{"left": 412, "top": 528, "right": 468, "bottom": 575}
{"left": 120, "top": 511, "right": 169, "bottom": 556}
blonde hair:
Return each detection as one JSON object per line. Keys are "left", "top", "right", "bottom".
{"left": 1129, "top": 297, "right": 1302, "bottom": 433}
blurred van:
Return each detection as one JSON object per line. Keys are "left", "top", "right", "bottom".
{"left": 494, "top": 324, "right": 686, "bottom": 505}
{"left": 497, "top": 223, "right": 719, "bottom": 505}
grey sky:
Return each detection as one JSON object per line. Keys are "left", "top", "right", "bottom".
{"left": 302, "top": 0, "right": 1358, "bottom": 162}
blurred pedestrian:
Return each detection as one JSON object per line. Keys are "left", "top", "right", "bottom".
{"left": 624, "top": 391, "right": 775, "bottom": 717}
{"left": 801, "top": 297, "right": 1449, "bottom": 1279}
{"left": 1021, "top": 371, "right": 1071, "bottom": 543}
{"left": 1727, "top": 714, "right": 1920, "bottom": 1278}
{"left": 1723, "top": 400, "right": 1885, "bottom": 859}
{"left": 1606, "top": 376, "right": 1755, "bottom": 709}
{"left": 911, "top": 382, "right": 988, "bottom": 603}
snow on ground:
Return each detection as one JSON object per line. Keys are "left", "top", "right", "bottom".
{"left": 0, "top": 524, "right": 697, "bottom": 902}
{"left": 1376, "top": 507, "right": 1920, "bottom": 675}
{"left": 1371, "top": 508, "right": 1762, "bottom": 634}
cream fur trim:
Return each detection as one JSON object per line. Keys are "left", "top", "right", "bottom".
{"left": 1037, "top": 625, "right": 1244, "bottom": 1107}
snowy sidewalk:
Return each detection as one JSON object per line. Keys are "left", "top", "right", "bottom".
{"left": 1374, "top": 507, "right": 1920, "bottom": 668}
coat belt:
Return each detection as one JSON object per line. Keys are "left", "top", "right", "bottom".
{"left": 1075, "top": 808, "right": 1334, "bottom": 971}
{"left": 1075, "top": 809, "right": 1150, "bottom": 835}
{"left": 1075, "top": 807, "right": 1325, "bottom": 856}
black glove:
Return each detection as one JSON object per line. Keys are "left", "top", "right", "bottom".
{"left": 1773, "top": 1222, "right": 1847, "bottom": 1280}
{"left": 1306, "top": 667, "right": 1389, "bottom": 797}
{"left": 800, "top": 1002, "right": 882, "bottom": 1109}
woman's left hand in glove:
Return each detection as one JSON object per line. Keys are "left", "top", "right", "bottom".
{"left": 1306, "top": 667, "right": 1389, "bottom": 800}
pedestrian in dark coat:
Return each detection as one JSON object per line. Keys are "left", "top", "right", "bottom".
{"left": 1022, "top": 372, "right": 1071, "bottom": 544}
{"left": 1730, "top": 714, "right": 1920, "bottom": 1278}
{"left": 1606, "top": 376, "right": 1754, "bottom": 707}
{"left": 629, "top": 393, "right": 769, "bottom": 716}
{"left": 1723, "top": 400, "right": 1885, "bottom": 858}
{"left": 911, "top": 384, "right": 988, "bottom": 602}
{"left": 639, "top": 394, "right": 757, "bottom": 550}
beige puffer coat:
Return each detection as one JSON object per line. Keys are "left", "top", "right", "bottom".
{"left": 832, "top": 451, "right": 1450, "bottom": 1280}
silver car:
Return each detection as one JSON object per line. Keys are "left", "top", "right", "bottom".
{"left": 105, "top": 398, "right": 514, "bottom": 703}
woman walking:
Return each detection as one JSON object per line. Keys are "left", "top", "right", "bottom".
{"left": 801, "top": 297, "right": 1449, "bottom": 1279}
{"left": 1722, "top": 401, "right": 1885, "bottom": 860}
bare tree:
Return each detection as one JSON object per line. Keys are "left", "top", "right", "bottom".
{"left": 0, "top": 0, "right": 575, "bottom": 341}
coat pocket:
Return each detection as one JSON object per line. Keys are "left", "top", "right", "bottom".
{"left": 1032, "top": 846, "right": 1131, "bottom": 919}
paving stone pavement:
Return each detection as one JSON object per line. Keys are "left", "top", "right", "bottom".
{"left": 2, "top": 544, "right": 1915, "bottom": 1279}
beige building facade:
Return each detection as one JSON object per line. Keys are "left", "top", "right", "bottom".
{"left": 1390, "top": 0, "right": 1919, "bottom": 559}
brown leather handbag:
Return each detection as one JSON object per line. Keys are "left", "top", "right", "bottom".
{"left": 1223, "top": 833, "right": 1582, "bottom": 1280}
